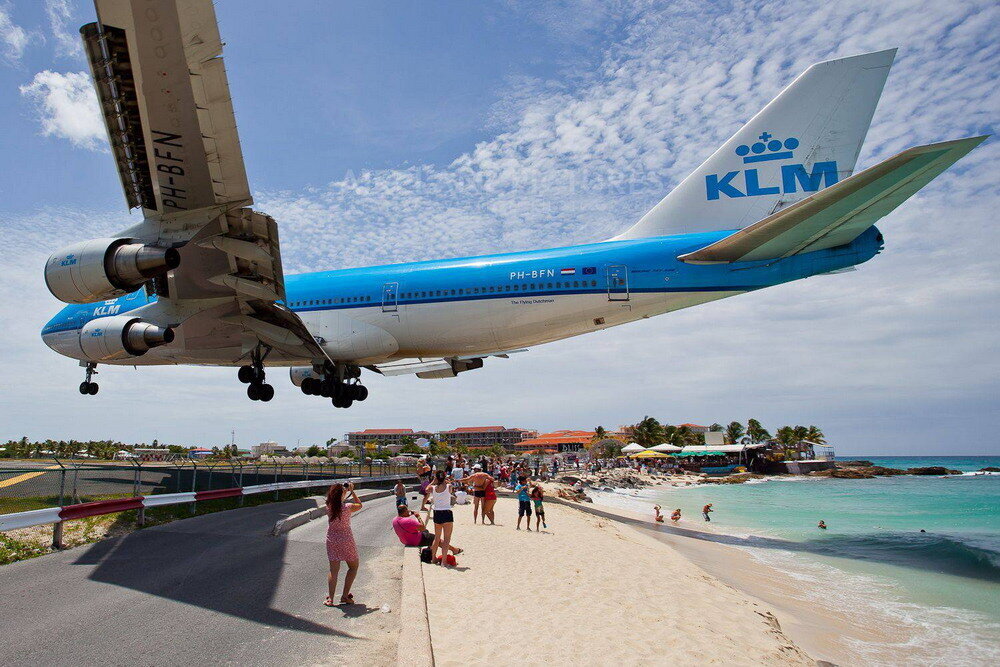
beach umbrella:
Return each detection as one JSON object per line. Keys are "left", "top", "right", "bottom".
{"left": 630, "top": 450, "right": 670, "bottom": 458}
{"left": 650, "top": 443, "right": 682, "bottom": 453}
{"left": 621, "top": 443, "right": 646, "bottom": 454}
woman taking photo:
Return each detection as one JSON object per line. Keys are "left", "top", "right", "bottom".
{"left": 426, "top": 470, "right": 455, "bottom": 564}
{"left": 324, "top": 482, "right": 363, "bottom": 606}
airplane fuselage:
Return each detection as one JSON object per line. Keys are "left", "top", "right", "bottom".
{"left": 42, "top": 227, "right": 883, "bottom": 368}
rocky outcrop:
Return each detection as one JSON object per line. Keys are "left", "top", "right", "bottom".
{"left": 837, "top": 460, "right": 874, "bottom": 467}
{"left": 980, "top": 467, "right": 1000, "bottom": 472}
{"left": 702, "top": 473, "right": 766, "bottom": 484}
{"left": 811, "top": 465, "right": 906, "bottom": 478}
{"left": 905, "top": 466, "right": 962, "bottom": 475}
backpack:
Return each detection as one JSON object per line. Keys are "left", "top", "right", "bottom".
{"left": 420, "top": 547, "right": 433, "bottom": 563}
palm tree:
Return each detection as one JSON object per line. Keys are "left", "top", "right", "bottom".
{"left": 746, "top": 418, "right": 771, "bottom": 444}
{"left": 627, "top": 416, "right": 665, "bottom": 448}
{"left": 725, "top": 421, "right": 745, "bottom": 445}
{"left": 805, "top": 425, "right": 825, "bottom": 444}
{"left": 592, "top": 426, "right": 608, "bottom": 443}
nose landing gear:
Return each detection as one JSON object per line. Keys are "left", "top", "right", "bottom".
{"left": 79, "top": 362, "right": 99, "bottom": 395}
{"left": 238, "top": 346, "right": 274, "bottom": 402}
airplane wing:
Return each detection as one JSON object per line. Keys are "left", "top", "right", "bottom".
{"left": 82, "top": 0, "right": 324, "bottom": 362}
{"left": 677, "top": 136, "right": 988, "bottom": 264}
{"left": 371, "top": 350, "right": 528, "bottom": 379}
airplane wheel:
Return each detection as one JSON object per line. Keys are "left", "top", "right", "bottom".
{"left": 321, "top": 382, "right": 334, "bottom": 398}
{"left": 88, "top": 382, "right": 99, "bottom": 395}
{"left": 342, "top": 397, "right": 353, "bottom": 408}
{"left": 79, "top": 382, "right": 90, "bottom": 395}
{"left": 354, "top": 385, "right": 368, "bottom": 401}
{"left": 247, "top": 383, "right": 261, "bottom": 401}
{"left": 238, "top": 365, "right": 254, "bottom": 383}
{"left": 301, "top": 378, "right": 316, "bottom": 395}
{"left": 259, "top": 383, "right": 274, "bottom": 402}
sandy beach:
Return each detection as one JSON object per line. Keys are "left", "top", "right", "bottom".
{"left": 417, "top": 496, "right": 812, "bottom": 666}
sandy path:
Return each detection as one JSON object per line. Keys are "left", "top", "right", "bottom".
{"left": 418, "top": 497, "right": 812, "bottom": 666}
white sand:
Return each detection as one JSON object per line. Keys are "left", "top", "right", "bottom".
{"left": 419, "top": 497, "right": 812, "bottom": 666}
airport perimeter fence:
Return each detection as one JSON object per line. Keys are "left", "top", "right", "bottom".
{"left": 0, "top": 459, "right": 417, "bottom": 516}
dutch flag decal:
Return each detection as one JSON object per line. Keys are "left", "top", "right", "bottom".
{"left": 560, "top": 268, "right": 575, "bottom": 275}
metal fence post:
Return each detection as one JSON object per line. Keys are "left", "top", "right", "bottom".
{"left": 237, "top": 461, "right": 245, "bottom": 506}
{"left": 51, "top": 520, "right": 64, "bottom": 550}
{"left": 71, "top": 460, "right": 81, "bottom": 504}
{"left": 132, "top": 460, "right": 146, "bottom": 527}
{"left": 53, "top": 457, "right": 66, "bottom": 509}
{"left": 190, "top": 461, "right": 198, "bottom": 514}
{"left": 274, "top": 464, "right": 281, "bottom": 501}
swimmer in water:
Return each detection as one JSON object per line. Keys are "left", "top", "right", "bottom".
{"left": 818, "top": 520, "right": 827, "bottom": 529}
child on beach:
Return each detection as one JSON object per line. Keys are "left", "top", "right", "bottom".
{"left": 531, "top": 483, "right": 546, "bottom": 529}
{"left": 653, "top": 505, "right": 664, "bottom": 523}
{"left": 515, "top": 475, "right": 533, "bottom": 531}
{"left": 670, "top": 508, "right": 681, "bottom": 522}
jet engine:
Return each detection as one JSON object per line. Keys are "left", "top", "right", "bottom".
{"left": 80, "top": 315, "right": 174, "bottom": 362}
{"left": 45, "top": 238, "right": 180, "bottom": 304}
{"left": 289, "top": 366, "right": 323, "bottom": 387}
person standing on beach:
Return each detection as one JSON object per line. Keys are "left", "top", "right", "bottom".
{"left": 531, "top": 483, "right": 546, "bottom": 529}
{"left": 460, "top": 465, "right": 494, "bottom": 524}
{"left": 515, "top": 475, "right": 533, "bottom": 531}
{"left": 323, "top": 482, "right": 363, "bottom": 607}
{"left": 702, "top": 504, "right": 713, "bottom": 522}
{"left": 428, "top": 470, "right": 456, "bottom": 564}
{"left": 482, "top": 475, "right": 498, "bottom": 525}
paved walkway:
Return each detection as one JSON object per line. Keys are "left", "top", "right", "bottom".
{"left": 0, "top": 495, "right": 404, "bottom": 666}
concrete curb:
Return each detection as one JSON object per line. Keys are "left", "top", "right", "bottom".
{"left": 398, "top": 548, "right": 434, "bottom": 667}
{"left": 271, "top": 489, "right": 393, "bottom": 536}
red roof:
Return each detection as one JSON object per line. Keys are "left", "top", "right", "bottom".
{"left": 353, "top": 429, "right": 414, "bottom": 435}
{"left": 441, "top": 426, "right": 507, "bottom": 433}
{"left": 517, "top": 430, "right": 594, "bottom": 447}
{"left": 678, "top": 423, "right": 708, "bottom": 429}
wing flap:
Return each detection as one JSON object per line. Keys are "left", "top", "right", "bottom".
{"left": 85, "top": 0, "right": 250, "bottom": 216}
{"left": 678, "top": 136, "right": 988, "bottom": 264}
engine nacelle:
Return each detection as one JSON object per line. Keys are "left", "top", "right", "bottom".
{"left": 289, "top": 366, "right": 323, "bottom": 387}
{"left": 80, "top": 315, "right": 175, "bottom": 362}
{"left": 45, "top": 238, "right": 180, "bottom": 304}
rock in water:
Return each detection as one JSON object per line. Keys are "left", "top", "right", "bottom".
{"left": 906, "top": 466, "right": 962, "bottom": 475}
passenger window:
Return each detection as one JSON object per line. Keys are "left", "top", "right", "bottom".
{"left": 590, "top": 280, "right": 597, "bottom": 287}
{"left": 573, "top": 281, "right": 579, "bottom": 287}
{"left": 513, "top": 285, "right": 519, "bottom": 291}
{"left": 489, "top": 286, "right": 495, "bottom": 292}
{"left": 458, "top": 289, "right": 464, "bottom": 295}
{"left": 547, "top": 283, "right": 553, "bottom": 288}
{"left": 505, "top": 285, "right": 510, "bottom": 291}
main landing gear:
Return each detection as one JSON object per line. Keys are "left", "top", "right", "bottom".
{"left": 79, "top": 362, "right": 99, "bottom": 396}
{"left": 299, "top": 364, "right": 368, "bottom": 409}
{"left": 238, "top": 347, "right": 275, "bottom": 402}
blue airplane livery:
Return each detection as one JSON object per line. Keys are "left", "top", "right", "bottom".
{"left": 41, "top": 1, "right": 986, "bottom": 408}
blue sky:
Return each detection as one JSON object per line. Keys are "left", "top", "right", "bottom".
{"left": 0, "top": 0, "right": 997, "bottom": 454}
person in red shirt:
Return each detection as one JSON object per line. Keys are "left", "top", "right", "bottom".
{"left": 391, "top": 505, "right": 463, "bottom": 554}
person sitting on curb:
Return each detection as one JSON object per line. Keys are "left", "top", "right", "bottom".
{"left": 391, "top": 505, "right": 463, "bottom": 554}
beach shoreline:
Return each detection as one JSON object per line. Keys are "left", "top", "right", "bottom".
{"left": 416, "top": 495, "right": 814, "bottom": 665}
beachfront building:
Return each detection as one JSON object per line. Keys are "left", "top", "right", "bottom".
{"left": 513, "top": 430, "right": 595, "bottom": 454}
{"left": 436, "top": 426, "right": 536, "bottom": 450}
{"left": 345, "top": 429, "right": 434, "bottom": 451}
{"left": 677, "top": 423, "right": 711, "bottom": 434}
{"left": 251, "top": 441, "right": 289, "bottom": 457}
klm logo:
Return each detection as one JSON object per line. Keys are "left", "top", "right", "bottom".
{"left": 93, "top": 304, "right": 120, "bottom": 316}
{"left": 705, "top": 132, "right": 839, "bottom": 200}
{"left": 59, "top": 254, "right": 77, "bottom": 267}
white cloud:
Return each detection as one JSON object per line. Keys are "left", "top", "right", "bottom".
{"left": 19, "top": 70, "right": 106, "bottom": 150}
{"left": 0, "top": 4, "right": 29, "bottom": 65}
{"left": 44, "top": 0, "right": 81, "bottom": 59}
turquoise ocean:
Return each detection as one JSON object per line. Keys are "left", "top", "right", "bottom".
{"left": 590, "top": 456, "right": 999, "bottom": 665}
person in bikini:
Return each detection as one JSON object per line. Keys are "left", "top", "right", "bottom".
{"left": 653, "top": 505, "right": 664, "bottom": 523}
{"left": 460, "top": 464, "right": 495, "bottom": 524}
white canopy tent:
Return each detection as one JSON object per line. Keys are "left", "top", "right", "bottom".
{"left": 680, "top": 444, "right": 768, "bottom": 454}
{"left": 620, "top": 443, "right": 646, "bottom": 454}
{"left": 650, "top": 443, "right": 683, "bottom": 453}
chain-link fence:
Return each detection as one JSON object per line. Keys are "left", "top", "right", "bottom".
{"left": 0, "top": 459, "right": 416, "bottom": 516}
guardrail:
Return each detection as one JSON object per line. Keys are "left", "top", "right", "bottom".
{"left": 0, "top": 473, "right": 414, "bottom": 549}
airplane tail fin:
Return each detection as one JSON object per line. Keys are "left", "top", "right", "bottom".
{"left": 614, "top": 49, "right": 896, "bottom": 240}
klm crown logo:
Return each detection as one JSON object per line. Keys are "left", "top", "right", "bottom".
{"left": 706, "top": 131, "right": 839, "bottom": 201}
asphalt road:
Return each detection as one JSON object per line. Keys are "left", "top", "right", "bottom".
{"left": 0, "top": 495, "right": 405, "bottom": 666}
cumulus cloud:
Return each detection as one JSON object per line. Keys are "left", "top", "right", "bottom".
{"left": 45, "top": 0, "right": 82, "bottom": 59}
{"left": 0, "top": 4, "right": 28, "bottom": 65}
{"left": 19, "top": 70, "right": 106, "bottom": 150}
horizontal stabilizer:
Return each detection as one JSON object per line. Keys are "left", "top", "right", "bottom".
{"left": 678, "top": 136, "right": 988, "bottom": 264}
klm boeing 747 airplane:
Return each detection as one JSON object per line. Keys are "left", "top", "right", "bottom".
{"left": 42, "top": 0, "right": 986, "bottom": 408}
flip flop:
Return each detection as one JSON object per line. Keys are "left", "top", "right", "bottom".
{"left": 453, "top": 548, "right": 464, "bottom": 555}
{"left": 323, "top": 597, "right": 336, "bottom": 607}
{"left": 340, "top": 594, "right": 354, "bottom": 604}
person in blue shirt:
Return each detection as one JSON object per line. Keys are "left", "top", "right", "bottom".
{"left": 515, "top": 475, "right": 533, "bottom": 531}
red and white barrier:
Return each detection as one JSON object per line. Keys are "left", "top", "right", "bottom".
{"left": 0, "top": 474, "right": 410, "bottom": 533}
